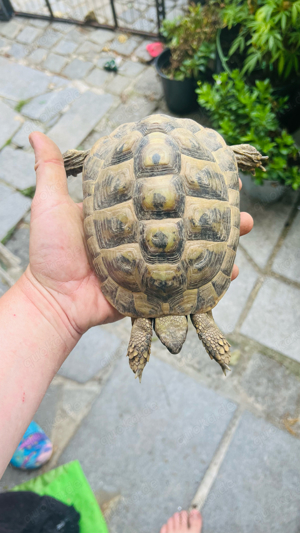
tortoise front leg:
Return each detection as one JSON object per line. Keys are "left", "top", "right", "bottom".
{"left": 191, "top": 311, "right": 231, "bottom": 375}
{"left": 127, "top": 318, "right": 152, "bottom": 382}
{"left": 62, "top": 149, "right": 90, "bottom": 177}
{"left": 230, "top": 144, "right": 268, "bottom": 174}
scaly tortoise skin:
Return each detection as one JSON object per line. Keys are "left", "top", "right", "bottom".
{"left": 63, "top": 114, "right": 267, "bottom": 381}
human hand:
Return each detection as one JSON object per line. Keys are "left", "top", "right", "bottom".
{"left": 22, "top": 134, "right": 252, "bottom": 340}
{"left": 22, "top": 133, "right": 123, "bottom": 341}
{"left": 232, "top": 178, "right": 253, "bottom": 280}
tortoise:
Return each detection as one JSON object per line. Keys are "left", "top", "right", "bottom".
{"left": 63, "top": 114, "right": 267, "bottom": 381}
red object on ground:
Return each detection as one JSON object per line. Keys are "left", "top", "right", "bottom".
{"left": 146, "top": 42, "right": 164, "bottom": 58}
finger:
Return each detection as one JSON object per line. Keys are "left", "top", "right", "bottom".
{"left": 240, "top": 212, "right": 254, "bottom": 236}
{"left": 239, "top": 177, "right": 242, "bottom": 191}
{"left": 231, "top": 264, "right": 239, "bottom": 281}
{"left": 29, "top": 132, "right": 69, "bottom": 208}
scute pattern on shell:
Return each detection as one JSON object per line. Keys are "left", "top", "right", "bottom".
{"left": 83, "top": 114, "right": 240, "bottom": 318}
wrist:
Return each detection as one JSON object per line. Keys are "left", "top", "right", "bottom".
{"left": 15, "top": 268, "right": 81, "bottom": 364}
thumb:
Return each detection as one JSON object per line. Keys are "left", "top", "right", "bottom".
{"left": 30, "top": 132, "right": 69, "bottom": 209}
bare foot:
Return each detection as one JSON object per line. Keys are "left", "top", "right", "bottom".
{"left": 160, "top": 509, "right": 202, "bottom": 533}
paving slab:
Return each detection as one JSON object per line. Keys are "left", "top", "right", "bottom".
{"left": 62, "top": 58, "right": 93, "bottom": 79}
{"left": 16, "top": 26, "right": 41, "bottom": 44}
{"left": 0, "top": 20, "right": 23, "bottom": 39}
{"left": 8, "top": 42, "right": 27, "bottom": 59}
{"left": 21, "top": 87, "right": 79, "bottom": 123}
{"left": 59, "top": 355, "right": 236, "bottom": 533}
{"left": 240, "top": 187, "right": 297, "bottom": 269}
{"left": 105, "top": 74, "right": 131, "bottom": 95}
{"left": 119, "top": 60, "right": 145, "bottom": 77}
{"left": 88, "top": 29, "right": 115, "bottom": 46}
{"left": 0, "top": 57, "right": 49, "bottom": 101}
{"left": 272, "top": 210, "right": 300, "bottom": 283}
{"left": 213, "top": 248, "right": 258, "bottom": 334}
{"left": 12, "top": 120, "right": 45, "bottom": 149}
{"left": 6, "top": 227, "right": 30, "bottom": 270}
{"left": 134, "top": 66, "right": 163, "bottom": 100}
{"left": 27, "top": 47, "right": 48, "bottom": 65}
{"left": 29, "top": 19, "right": 49, "bottom": 29}
{"left": 58, "top": 325, "right": 122, "bottom": 383}
{"left": 43, "top": 52, "right": 68, "bottom": 73}
{"left": 202, "top": 411, "right": 300, "bottom": 533}
{"left": 0, "top": 184, "right": 31, "bottom": 242}
{"left": 0, "top": 147, "right": 35, "bottom": 190}
{"left": 51, "top": 22, "right": 73, "bottom": 33}
{"left": 109, "top": 95, "right": 157, "bottom": 127}
{"left": 76, "top": 41, "right": 102, "bottom": 60}
{"left": 109, "top": 36, "right": 139, "bottom": 56}
{"left": 241, "top": 277, "right": 300, "bottom": 362}
{"left": 85, "top": 67, "right": 110, "bottom": 87}
{"left": 37, "top": 28, "right": 62, "bottom": 49}
{"left": 0, "top": 100, "right": 22, "bottom": 149}
{"left": 0, "top": 279, "right": 9, "bottom": 295}
{"left": 48, "top": 91, "right": 114, "bottom": 153}
{"left": 54, "top": 38, "right": 78, "bottom": 55}
{"left": 240, "top": 352, "right": 300, "bottom": 431}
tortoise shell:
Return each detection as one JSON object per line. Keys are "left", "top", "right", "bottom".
{"left": 82, "top": 114, "right": 240, "bottom": 318}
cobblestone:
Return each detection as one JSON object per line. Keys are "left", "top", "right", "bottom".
{"left": 16, "top": 26, "right": 41, "bottom": 44}
{"left": 0, "top": 184, "right": 31, "bottom": 242}
{"left": 0, "top": 100, "right": 22, "bottom": 149}
{"left": 43, "top": 52, "right": 68, "bottom": 73}
{"left": 0, "top": 147, "right": 35, "bottom": 190}
{"left": 62, "top": 58, "right": 93, "bottom": 79}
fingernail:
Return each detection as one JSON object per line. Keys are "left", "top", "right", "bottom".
{"left": 29, "top": 134, "right": 34, "bottom": 149}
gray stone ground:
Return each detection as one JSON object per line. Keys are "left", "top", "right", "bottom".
{"left": 1, "top": 16, "right": 300, "bottom": 533}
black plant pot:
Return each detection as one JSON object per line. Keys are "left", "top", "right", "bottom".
{"left": 155, "top": 49, "right": 198, "bottom": 115}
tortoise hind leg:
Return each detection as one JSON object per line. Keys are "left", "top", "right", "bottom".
{"left": 154, "top": 316, "right": 188, "bottom": 354}
{"left": 127, "top": 318, "right": 152, "bottom": 382}
{"left": 191, "top": 311, "right": 231, "bottom": 375}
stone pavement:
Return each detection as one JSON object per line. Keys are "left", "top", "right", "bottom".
{"left": 1, "top": 16, "right": 300, "bottom": 533}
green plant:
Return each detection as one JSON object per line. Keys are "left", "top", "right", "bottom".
{"left": 14, "top": 100, "right": 29, "bottom": 113}
{"left": 161, "top": 2, "right": 222, "bottom": 80}
{"left": 20, "top": 186, "right": 36, "bottom": 198}
{"left": 197, "top": 70, "right": 300, "bottom": 189}
{"left": 223, "top": 0, "right": 300, "bottom": 79}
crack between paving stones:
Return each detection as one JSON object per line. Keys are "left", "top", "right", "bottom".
{"left": 189, "top": 406, "right": 243, "bottom": 511}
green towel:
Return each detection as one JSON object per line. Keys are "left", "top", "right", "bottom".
{"left": 11, "top": 460, "right": 109, "bottom": 533}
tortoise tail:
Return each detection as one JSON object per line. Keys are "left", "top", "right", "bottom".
{"left": 62, "top": 148, "right": 90, "bottom": 177}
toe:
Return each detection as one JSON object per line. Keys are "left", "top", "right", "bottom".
{"left": 180, "top": 510, "right": 188, "bottom": 529}
{"left": 167, "top": 516, "right": 175, "bottom": 532}
{"left": 189, "top": 509, "right": 202, "bottom": 533}
{"left": 160, "top": 526, "right": 168, "bottom": 533}
{"left": 173, "top": 512, "right": 181, "bottom": 530}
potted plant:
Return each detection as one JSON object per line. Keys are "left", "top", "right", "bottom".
{"left": 197, "top": 70, "right": 300, "bottom": 201}
{"left": 219, "top": 0, "right": 300, "bottom": 131}
{"left": 155, "top": 2, "right": 222, "bottom": 114}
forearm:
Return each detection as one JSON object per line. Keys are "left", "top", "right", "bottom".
{"left": 0, "top": 269, "right": 80, "bottom": 477}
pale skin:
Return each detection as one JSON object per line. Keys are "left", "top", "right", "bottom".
{"left": 0, "top": 132, "right": 253, "bottom": 485}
